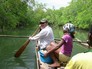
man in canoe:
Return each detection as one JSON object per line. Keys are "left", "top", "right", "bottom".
{"left": 29, "top": 18, "right": 54, "bottom": 50}
{"left": 44, "top": 23, "right": 75, "bottom": 67}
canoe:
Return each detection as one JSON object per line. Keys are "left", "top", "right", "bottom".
{"left": 35, "top": 47, "right": 66, "bottom": 69}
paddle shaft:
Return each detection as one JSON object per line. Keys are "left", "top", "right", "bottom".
{"left": 14, "top": 27, "right": 40, "bottom": 58}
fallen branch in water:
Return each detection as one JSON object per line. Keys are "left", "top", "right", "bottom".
{"left": 0, "top": 35, "right": 29, "bottom": 38}
{"left": 0, "top": 35, "right": 62, "bottom": 41}
{"left": 0, "top": 35, "right": 89, "bottom": 48}
{"left": 74, "top": 38, "right": 89, "bottom": 48}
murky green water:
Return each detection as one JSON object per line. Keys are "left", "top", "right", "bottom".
{"left": 0, "top": 37, "right": 37, "bottom": 69}
{"left": 0, "top": 28, "right": 90, "bottom": 69}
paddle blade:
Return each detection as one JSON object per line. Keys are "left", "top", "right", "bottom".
{"left": 14, "top": 40, "right": 30, "bottom": 58}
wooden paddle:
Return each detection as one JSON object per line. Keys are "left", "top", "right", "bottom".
{"left": 14, "top": 27, "right": 40, "bottom": 58}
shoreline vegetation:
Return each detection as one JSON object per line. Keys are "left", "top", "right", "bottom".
{"left": 0, "top": 0, "right": 91, "bottom": 32}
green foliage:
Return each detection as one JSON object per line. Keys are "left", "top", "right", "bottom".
{"left": 60, "top": 0, "right": 92, "bottom": 29}
{"left": 0, "top": 0, "right": 92, "bottom": 32}
{"left": 0, "top": 0, "right": 28, "bottom": 31}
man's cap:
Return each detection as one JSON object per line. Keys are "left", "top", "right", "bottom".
{"left": 40, "top": 18, "right": 48, "bottom": 24}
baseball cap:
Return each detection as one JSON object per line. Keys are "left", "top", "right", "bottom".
{"left": 40, "top": 18, "right": 48, "bottom": 24}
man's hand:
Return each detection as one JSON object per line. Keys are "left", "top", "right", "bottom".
{"left": 29, "top": 36, "right": 32, "bottom": 40}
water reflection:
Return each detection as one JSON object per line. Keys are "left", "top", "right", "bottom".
{"left": 14, "top": 58, "right": 27, "bottom": 68}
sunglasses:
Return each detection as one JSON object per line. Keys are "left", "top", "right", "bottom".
{"left": 40, "top": 22, "right": 45, "bottom": 24}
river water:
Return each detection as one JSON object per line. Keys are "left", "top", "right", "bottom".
{"left": 0, "top": 37, "right": 37, "bottom": 69}
{"left": 0, "top": 29, "right": 89, "bottom": 69}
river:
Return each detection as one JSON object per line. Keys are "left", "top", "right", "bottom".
{"left": 0, "top": 28, "right": 89, "bottom": 69}
{"left": 0, "top": 37, "right": 37, "bottom": 69}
